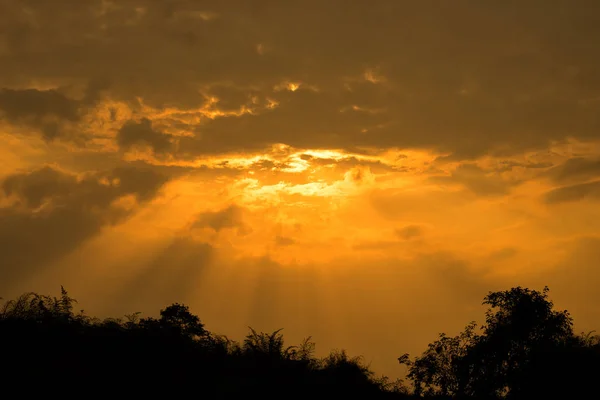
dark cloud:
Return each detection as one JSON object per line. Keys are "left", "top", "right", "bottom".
{"left": 0, "top": 88, "right": 79, "bottom": 140}
{"left": 429, "top": 163, "right": 520, "bottom": 196}
{"left": 203, "top": 84, "right": 264, "bottom": 113}
{"left": 192, "top": 204, "right": 245, "bottom": 232}
{"left": 0, "top": 82, "right": 107, "bottom": 140}
{"left": 249, "top": 159, "right": 279, "bottom": 170}
{"left": 0, "top": 165, "right": 169, "bottom": 289}
{"left": 544, "top": 180, "right": 600, "bottom": 204}
{"left": 0, "top": 88, "right": 79, "bottom": 121}
{"left": 1, "top": 1, "right": 599, "bottom": 159}
{"left": 275, "top": 235, "right": 295, "bottom": 246}
{"left": 543, "top": 157, "right": 600, "bottom": 185}
{"left": 117, "top": 118, "right": 173, "bottom": 154}
{"left": 179, "top": 88, "right": 383, "bottom": 155}
{"left": 494, "top": 160, "right": 554, "bottom": 173}
{"left": 344, "top": 166, "right": 371, "bottom": 184}
{"left": 352, "top": 226, "right": 424, "bottom": 250}
{"left": 395, "top": 225, "right": 423, "bottom": 240}
{"left": 2, "top": 166, "right": 77, "bottom": 209}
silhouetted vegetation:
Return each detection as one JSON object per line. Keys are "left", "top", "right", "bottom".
{"left": 1, "top": 286, "right": 598, "bottom": 398}
{"left": 399, "top": 286, "right": 600, "bottom": 399}
{"left": 0, "top": 286, "right": 404, "bottom": 397}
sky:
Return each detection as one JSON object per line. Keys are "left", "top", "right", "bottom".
{"left": 1, "top": 0, "right": 600, "bottom": 379}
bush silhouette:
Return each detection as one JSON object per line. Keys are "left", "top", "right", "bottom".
{"left": 0, "top": 287, "right": 403, "bottom": 398}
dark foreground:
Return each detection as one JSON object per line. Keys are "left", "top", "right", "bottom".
{"left": 1, "top": 286, "right": 598, "bottom": 399}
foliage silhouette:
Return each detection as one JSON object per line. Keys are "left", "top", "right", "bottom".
{"left": 399, "top": 286, "right": 600, "bottom": 399}
{"left": 1, "top": 285, "right": 599, "bottom": 398}
{"left": 0, "top": 287, "right": 404, "bottom": 398}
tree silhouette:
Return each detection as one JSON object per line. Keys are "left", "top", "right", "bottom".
{"left": 461, "top": 286, "right": 573, "bottom": 398}
{"left": 398, "top": 321, "right": 479, "bottom": 398}
{"left": 139, "top": 302, "right": 207, "bottom": 339}
{"left": 399, "top": 286, "right": 600, "bottom": 399}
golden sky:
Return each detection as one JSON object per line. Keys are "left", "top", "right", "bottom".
{"left": 2, "top": 0, "right": 600, "bottom": 379}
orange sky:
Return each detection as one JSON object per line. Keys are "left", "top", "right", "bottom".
{"left": 2, "top": 0, "right": 600, "bottom": 379}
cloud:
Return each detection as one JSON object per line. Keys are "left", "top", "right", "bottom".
{"left": 544, "top": 180, "right": 600, "bottom": 204}
{"left": 0, "top": 88, "right": 79, "bottom": 140}
{"left": 543, "top": 157, "right": 600, "bottom": 184}
{"left": 395, "top": 225, "right": 423, "bottom": 240}
{"left": 494, "top": 160, "right": 554, "bottom": 173}
{"left": 351, "top": 225, "right": 425, "bottom": 252}
{"left": 116, "top": 118, "right": 174, "bottom": 154}
{"left": 0, "top": 82, "right": 107, "bottom": 141}
{"left": 429, "top": 163, "right": 520, "bottom": 196}
{"left": 2, "top": 166, "right": 77, "bottom": 208}
{"left": 192, "top": 204, "right": 245, "bottom": 232}
{"left": 0, "top": 165, "right": 169, "bottom": 289}
{"left": 175, "top": 88, "right": 384, "bottom": 156}
{"left": 0, "top": 88, "right": 79, "bottom": 121}
{"left": 298, "top": 154, "right": 405, "bottom": 175}
{"left": 275, "top": 235, "right": 295, "bottom": 246}
{"left": 1, "top": 1, "right": 599, "bottom": 160}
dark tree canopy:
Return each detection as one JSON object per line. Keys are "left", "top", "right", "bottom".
{"left": 399, "top": 286, "right": 600, "bottom": 399}
{"left": 139, "top": 302, "right": 207, "bottom": 339}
